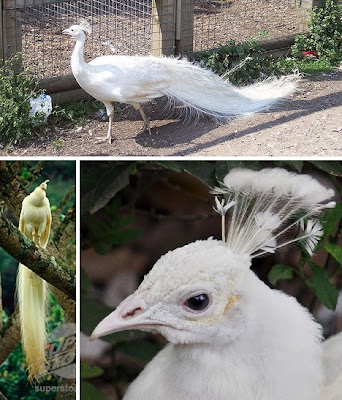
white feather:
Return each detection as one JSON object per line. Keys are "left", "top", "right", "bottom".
{"left": 63, "top": 24, "right": 299, "bottom": 142}
{"left": 213, "top": 168, "right": 335, "bottom": 256}
{"left": 89, "top": 166, "right": 340, "bottom": 400}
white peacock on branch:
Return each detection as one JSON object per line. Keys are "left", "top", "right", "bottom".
{"left": 63, "top": 22, "right": 299, "bottom": 144}
{"left": 91, "top": 167, "right": 342, "bottom": 400}
{"left": 17, "top": 180, "right": 52, "bottom": 382}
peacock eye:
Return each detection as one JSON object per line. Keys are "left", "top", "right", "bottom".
{"left": 185, "top": 294, "right": 209, "bottom": 311}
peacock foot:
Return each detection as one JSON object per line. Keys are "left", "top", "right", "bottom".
{"left": 95, "top": 136, "right": 113, "bottom": 144}
{"left": 140, "top": 123, "right": 152, "bottom": 136}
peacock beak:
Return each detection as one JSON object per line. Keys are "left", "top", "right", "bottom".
{"left": 90, "top": 294, "right": 165, "bottom": 341}
{"left": 62, "top": 28, "right": 72, "bottom": 35}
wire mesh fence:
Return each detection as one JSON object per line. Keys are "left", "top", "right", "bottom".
{"left": 1, "top": 0, "right": 307, "bottom": 79}
{"left": 18, "top": 0, "right": 154, "bottom": 78}
{"left": 192, "top": 0, "right": 304, "bottom": 52}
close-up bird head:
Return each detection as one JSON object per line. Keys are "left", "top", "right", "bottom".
{"left": 91, "top": 167, "right": 337, "bottom": 348}
{"left": 91, "top": 239, "right": 251, "bottom": 345}
{"left": 62, "top": 21, "right": 91, "bottom": 39}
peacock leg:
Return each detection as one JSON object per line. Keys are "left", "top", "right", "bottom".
{"left": 95, "top": 102, "right": 114, "bottom": 144}
{"left": 132, "top": 103, "right": 152, "bottom": 135}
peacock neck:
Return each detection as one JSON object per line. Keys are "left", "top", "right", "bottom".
{"left": 31, "top": 189, "right": 46, "bottom": 206}
{"left": 71, "top": 34, "right": 88, "bottom": 76}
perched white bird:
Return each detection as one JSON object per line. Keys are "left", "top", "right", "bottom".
{"left": 63, "top": 22, "right": 298, "bottom": 144}
{"left": 17, "top": 180, "right": 51, "bottom": 381}
{"left": 90, "top": 168, "right": 341, "bottom": 400}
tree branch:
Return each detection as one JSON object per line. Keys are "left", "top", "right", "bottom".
{"left": 0, "top": 213, "right": 76, "bottom": 301}
{"left": 0, "top": 390, "right": 9, "bottom": 400}
{"left": 0, "top": 309, "right": 20, "bottom": 366}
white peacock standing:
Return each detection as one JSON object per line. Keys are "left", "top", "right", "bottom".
{"left": 91, "top": 167, "right": 341, "bottom": 400}
{"left": 63, "top": 21, "right": 298, "bottom": 144}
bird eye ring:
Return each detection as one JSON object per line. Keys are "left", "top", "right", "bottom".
{"left": 184, "top": 294, "right": 210, "bottom": 311}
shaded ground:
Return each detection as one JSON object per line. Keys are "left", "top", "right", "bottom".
{"left": 2, "top": 69, "right": 342, "bottom": 157}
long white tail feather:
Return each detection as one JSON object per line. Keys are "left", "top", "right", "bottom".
{"left": 212, "top": 168, "right": 336, "bottom": 257}
{"left": 158, "top": 58, "right": 299, "bottom": 120}
{"left": 17, "top": 265, "right": 47, "bottom": 381}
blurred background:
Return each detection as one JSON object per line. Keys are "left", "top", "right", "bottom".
{"left": 80, "top": 160, "right": 342, "bottom": 400}
{"left": 0, "top": 160, "right": 76, "bottom": 400}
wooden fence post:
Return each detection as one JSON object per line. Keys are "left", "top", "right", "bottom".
{"left": 152, "top": 0, "right": 176, "bottom": 56}
{"left": 152, "top": 0, "right": 194, "bottom": 56}
{"left": 175, "top": 0, "right": 194, "bottom": 55}
{"left": 300, "top": 0, "right": 324, "bottom": 31}
{"left": 0, "top": 0, "right": 4, "bottom": 65}
{"left": 2, "top": 0, "right": 22, "bottom": 63}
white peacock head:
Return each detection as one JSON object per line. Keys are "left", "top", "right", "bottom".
{"left": 90, "top": 168, "right": 336, "bottom": 345}
{"left": 91, "top": 239, "right": 251, "bottom": 345}
{"left": 62, "top": 21, "right": 92, "bottom": 39}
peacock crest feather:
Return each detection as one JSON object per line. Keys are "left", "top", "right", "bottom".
{"left": 212, "top": 168, "right": 336, "bottom": 257}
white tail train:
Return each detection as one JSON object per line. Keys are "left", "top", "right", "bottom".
{"left": 62, "top": 22, "right": 300, "bottom": 143}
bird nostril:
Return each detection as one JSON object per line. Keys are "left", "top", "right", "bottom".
{"left": 121, "top": 307, "right": 143, "bottom": 319}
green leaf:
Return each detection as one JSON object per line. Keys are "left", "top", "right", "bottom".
{"left": 309, "top": 263, "right": 338, "bottom": 310}
{"left": 310, "top": 161, "right": 342, "bottom": 176}
{"left": 274, "top": 160, "right": 304, "bottom": 173}
{"left": 320, "top": 202, "right": 342, "bottom": 237}
{"left": 181, "top": 161, "right": 216, "bottom": 188}
{"left": 81, "top": 380, "right": 107, "bottom": 400}
{"left": 81, "top": 162, "right": 136, "bottom": 214}
{"left": 80, "top": 362, "right": 104, "bottom": 379}
{"left": 89, "top": 163, "right": 136, "bottom": 214}
{"left": 322, "top": 242, "right": 342, "bottom": 266}
{"left": 155, "top": 161, "right": 182, "bottom": 173}
{"left": 268, "top": 264, "right": 294, "bottom": 286}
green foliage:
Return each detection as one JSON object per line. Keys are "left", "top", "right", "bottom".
{"left": 196, "top": 0, "right": 342, "bottom": 84}
{"left": 290, "top": 0, "right": 342, "bottom": 65}
{"left": 80, "top": 380, "right": 107, "bottom": 400}
{"left": 268, "top": 264, "right": 295, "bottom": 286}
{"left": 308, "top": 262, "right": 339, "bottom": 310}
{"left": 81, "top": 162, "right": 138, "bottom": 215}
{"left": 51, "top": 100, "right": 103, "bottom": 126}
{"left": 0, "top": 55, "right": 46, "bottom": 144}
{"left": 195, "top": 38, "right": 270, "bottom": 85}
{"left": 307, "top": 0, "right": 342, "bottom": 63}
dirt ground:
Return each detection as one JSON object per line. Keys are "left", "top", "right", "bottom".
{"left": 2, "top": 68, "right": 342, "bottom": 157}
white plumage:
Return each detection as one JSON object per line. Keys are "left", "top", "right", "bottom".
{"left": 17, "top": 180, "right": 51, "bottom": 381}
{"left": 90, "top": 168, "right": 341, "bottom": 400}
{"left": 63, "top": 23, "right": 298, "bottom": 143}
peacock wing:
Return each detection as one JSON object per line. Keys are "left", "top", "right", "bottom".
{"left": 40, "top": 198, "right": 51, "bottom": 249}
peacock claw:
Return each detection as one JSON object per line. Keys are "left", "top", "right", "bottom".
{"left": 140, "top": 123, "right": 152, "bottom": 136}
{"left": 95, "top": 136, "right": 113, "bottom": 144}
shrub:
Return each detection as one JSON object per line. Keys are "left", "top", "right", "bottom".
{"left": 0, "top": 55, "right": 45, "bottom": 144}
{"left": 307, "top": 0, "right": 342, "bottom": 63}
